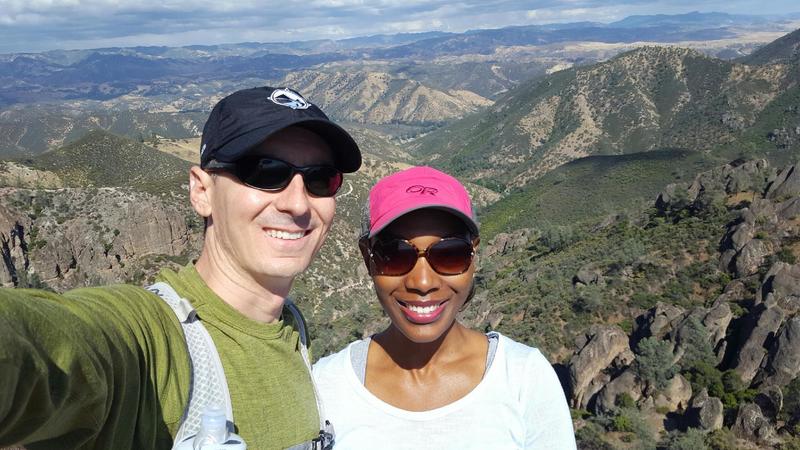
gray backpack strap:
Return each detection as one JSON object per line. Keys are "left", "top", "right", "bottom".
{"left": 147, "top": 282, "right": 234, "bottom": 447}
{"left": 284, "top": 298, "right": 335, "bottom": 450}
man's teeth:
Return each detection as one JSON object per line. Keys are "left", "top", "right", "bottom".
{"left": 266, "top": 229, "right": 305, "bottom": 240}
{"left": 407, "top": 304, "right": 440, "bottom": 314}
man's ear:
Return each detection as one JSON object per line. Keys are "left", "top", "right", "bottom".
{"left": 189, "top": 166, "right": 213, "bottom": 218}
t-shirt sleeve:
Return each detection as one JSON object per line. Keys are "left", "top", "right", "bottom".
{"left": 522, "top": 349, "right": 577, "bottom": 450}
{"left": 0, "top": 285, "right": 189, "bottom": 449}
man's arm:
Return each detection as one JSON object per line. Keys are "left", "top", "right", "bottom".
{"left": 0, "top": 285, "right": 190, "bottom": 449}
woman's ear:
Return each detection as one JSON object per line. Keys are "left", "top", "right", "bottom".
{"left": 358, "top": 238, "right": 374, "bottom": 275}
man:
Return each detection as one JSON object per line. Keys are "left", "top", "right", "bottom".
{"left": 0, "top": 86, "right": 361, "bottom": 449}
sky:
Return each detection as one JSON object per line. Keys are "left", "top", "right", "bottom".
{"left": 1, "top": 0, "right": 799, "bottom": 54}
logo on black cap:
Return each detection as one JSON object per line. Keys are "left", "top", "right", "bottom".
{"left": 269, "top": 88, "right": 311, "bottom": 110}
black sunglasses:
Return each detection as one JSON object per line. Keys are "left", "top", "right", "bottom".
{"left": 205, "top": 157, "right": 343, "bottom": 197}
{"left": 367, "top": 237, "right": 475, "bottom": 276}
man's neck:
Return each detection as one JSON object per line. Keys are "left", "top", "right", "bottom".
{"left": 194, "top": 251, "right": 291, "bottom": 324}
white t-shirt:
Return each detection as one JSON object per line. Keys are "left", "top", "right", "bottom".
{"left": 312, "top": 333, "right": 577, "bottom": 450}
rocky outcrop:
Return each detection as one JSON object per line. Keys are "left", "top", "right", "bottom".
{"left": 756, "top": 317, "right": 800, "bottom": 387}
{"left": 653, "top": 374, "right": 693, "bottom": 412}
{"left": 732, "top": 403, "right": 776, "bottom": 443}
{"left": 765, "top": 165, "right": 800, "bottom": 200}
{"left": 733, "top": 305, "right": 786, "bottom": 384}
{"left": 568, "top": 325, "right": 630, "bottom": 409}
{"left": 0, "top": 187, "right": 201, "bottom": 290}
{"left": 633, "top": 302, "right": 685, "bottom": 342}
{"left": 757, "top": 262, "right": 800, "bottom": 314}
{"left": 686, "top": 389, "right": 724, "bottom": 431}
{"left": 593, "top": 368, "right": 642, "bottom": 414}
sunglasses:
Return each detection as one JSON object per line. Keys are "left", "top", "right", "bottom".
{"left": 205, "top": 157, "right": 343, "bottom": 197}
{"left": 366, "top": 237, "right": 475, "bottom": 276}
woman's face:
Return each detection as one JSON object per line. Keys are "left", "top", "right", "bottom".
{"left": 368, "top": 209, "right": 476, "bottom": 344}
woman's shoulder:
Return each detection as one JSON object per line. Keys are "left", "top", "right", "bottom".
{"left": 312, "top": 339, "right": 364, "bottom": 378}
{"left": 490, "top": 332, "right": 554, "bottom": 373}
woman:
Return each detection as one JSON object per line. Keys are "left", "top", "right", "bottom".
{"left": 313, "top": 166, "right": 576, "bottom": 449}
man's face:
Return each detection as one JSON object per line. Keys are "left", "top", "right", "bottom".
{"left": 203, "top": 126, "right": 337, "bottom": 285}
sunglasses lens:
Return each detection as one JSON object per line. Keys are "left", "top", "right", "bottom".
{"left": 235, "top": 158, "right": 342, "bottom": 197}
{"left": 372, "top": 239, "right": 418, "bottom": 276}
{"left": 240, "top": 159, "right": 293, "bottom": 190}
{"left": 427, "top": 238, "right": 473, "bottom": 275}
{"left": 304, "top": 166, "right": 343, "bottom": 197}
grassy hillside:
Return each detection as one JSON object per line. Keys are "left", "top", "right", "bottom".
{"left": 25, "top": 129, "right": 191, "bottom": 194}
{"left": 408, "top": 45, "right": 794, "bottom": 191}
{"left": 478, "top": 149, "right": 717, "bottom": 238}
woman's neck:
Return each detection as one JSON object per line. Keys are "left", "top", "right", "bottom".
{"left": 372, "top": 321, "right": 476, "bottom": 370}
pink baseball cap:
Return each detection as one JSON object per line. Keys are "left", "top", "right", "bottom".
{"left": 361, "top": 166, "right": 479, "bottom": 238}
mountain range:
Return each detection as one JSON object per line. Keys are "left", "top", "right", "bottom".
{"left": 1, "top": 13, "right": 800, "bottom": 449}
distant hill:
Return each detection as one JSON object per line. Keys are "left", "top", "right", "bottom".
{"left": 281, "top": 70, "right": 493, "bottom": 126}
{"left": 739, "top": 27, "right": 800, "bottom": 66}
{"left": 478, "top": 149, "right": 716, "bottom": 238}
{"left": 409, "top": 43, "right": 796, "bottom": 191}
{"left": 25, "top": 130, "right": 190, "bottom": 194}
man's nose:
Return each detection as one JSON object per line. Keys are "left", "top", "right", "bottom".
{"left": 273, "top": 173, "right": 311, "bottom": 216}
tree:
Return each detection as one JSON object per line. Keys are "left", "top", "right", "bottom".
{"left": 635, "top": 337, "right": 677, "bottom": 391}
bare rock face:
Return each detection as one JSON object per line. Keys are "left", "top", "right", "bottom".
{"left": 754, "top": 385, "right": 783, "bottom": 421}
{"left": 593, "top": 368, "right": 642, "bottom": 415}
{"left": 0, "top": 187, "right": 201, "bottom": 290}
{"left": 703, "top": 302, "right": 734, "bottom": 349}
{"left": 735, "top": 239, "right": 771, "bottom": 278}
{"left": 653, "top": 374, "right": 693, "bottom": 413}
{"left": 732, "top": 403, "right": 775, "bottom": 444}
{"left": 484, "top": 229, "right": 533, "bottom": 258}
{"left": 574, "top": 264, "right": 604, "bottom": 286}
{"left": 568, "top": 325, "right": 631, "bottom": 409}
{"left": 733, "top": 305, "right": 786, "bottom": 384}
{"left": 633, "top": 302, "right": 686, "bottom": 342}
{"left": 756, "top": 317, "right": 800, "bottom": 387}
{"left": 686, "top": 388, "right": 724, "bottom": 431}
{"left": 757, "top": 262, "right": 800, "bottom": 314}
{"left": 766, "top": 165, "right": 800, "bottom": 200}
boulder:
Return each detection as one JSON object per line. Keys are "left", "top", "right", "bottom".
{"left": 484, "top": 229, "right": 533, "bottom": 258}
{"left": 686, "top": 388, "right": 724, "bottom": 431}
{"left": 735, "top": 239, "right": 771, "bottom": 278}
{"left": 568, "top": 325, "right": 630, "bottom": 408}
{"left": 653, "top": 374, "right": 693, "bottom": 413}
{"left": 756, "top": 317, "right": 800, "bottom": 387}
{"left": 756, "top": 262, "right": 800, "bottom": 314}
{"left": 593, "top": 368, "right": 642, "bottom": 414}
{"left": 732, "top": 403, "right": 775, "bottom": 443}
{"left": 733, "top": 306, "right": 786, "bottom": 384}
{"left": 703, "top": 302, "right": 733, "bottom": 348}
{"left": 633, "top": 302, "right": 686, "bottom": 342}
{"left": 766, "top": 165, "right": 800, "bottom": 200}
{"left": 729, "top": 222, "right": 755, "bottom": 253}
{"left": 574, "top": 264, "right": 604, "bottom": 286}
{"left": 754, "top": 385, "right": 783, "bottom": 420}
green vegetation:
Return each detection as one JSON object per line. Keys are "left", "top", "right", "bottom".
{"left": 478, "top": 149, "right": 715, "bottom": 238}
{"left": 634, "top": 337, "right": 678, "bottom": 390}
{"left": 23, "top": 129, "right": 191, "bottom": 195}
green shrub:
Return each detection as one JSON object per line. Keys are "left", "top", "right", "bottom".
{"left": 662, "top": 428, "right": 710, "bottom": 450}
{"left": 782, "top": 378, "right": 800, "bottom": 425}
{"left": 575, "top": 421, "right": 614, "bottom": 450}
{"left": 706, "top": 428, "right": 738, "bottom": 450}
{"left": 635, "top": 337, "right": 678, "bottom": 390}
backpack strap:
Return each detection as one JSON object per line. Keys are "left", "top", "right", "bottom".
{"left": 284, "top": 298, "right": 335, "bottom": 450}
{"left": 147, "top": 282, "right": 235, "bottom": 447}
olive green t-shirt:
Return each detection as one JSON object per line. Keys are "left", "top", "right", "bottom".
{"left": 0, "top": 264, "right": 319, "bottom": 449}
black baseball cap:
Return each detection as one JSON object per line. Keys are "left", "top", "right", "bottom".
{"left": 199, "top": 86, "right": 361, "bottom": 172}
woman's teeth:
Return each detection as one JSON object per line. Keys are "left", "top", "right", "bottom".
{"left": 266, "top": 229, "right": 305, "bottom": 240}
{"left": 407, "top": 303, "right": 440, "bottom": 314}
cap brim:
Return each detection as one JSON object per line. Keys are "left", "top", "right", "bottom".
{"left": 369, "top": 204, "right": 480, "bottom": 238}
{"left": 209, "top": 118, "right": 361, "bottom": 173}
